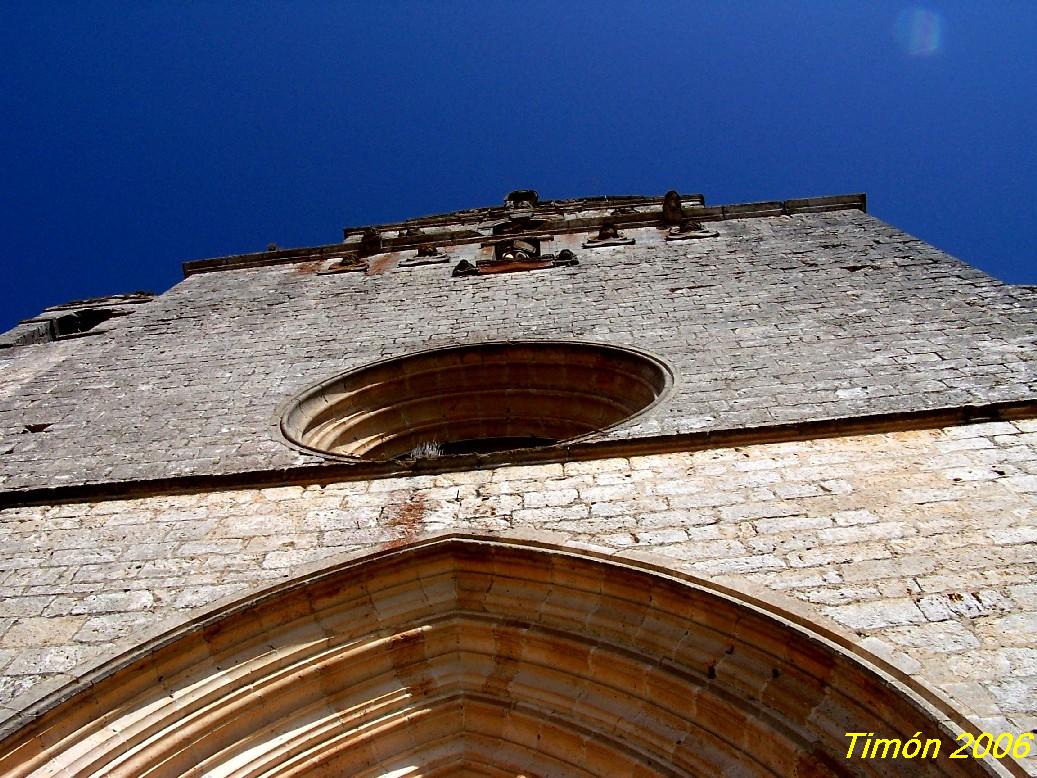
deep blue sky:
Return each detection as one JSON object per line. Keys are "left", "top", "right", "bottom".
{"left": 3, "top": 2, "right": 1036, "bottom": 332}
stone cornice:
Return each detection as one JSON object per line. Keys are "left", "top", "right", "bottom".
{"left": 0, "top": 397, "right": 1029, "bottom": 509}
{"left": 181, "top": 192, "right": 866, "bottom": 277}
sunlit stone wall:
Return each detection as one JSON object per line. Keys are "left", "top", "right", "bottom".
{"left": 1, "top": 418, "right": 1035, "bottom": 763}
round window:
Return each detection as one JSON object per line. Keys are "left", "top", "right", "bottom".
{"left": 280, "top": 341, "right": 671, "bottom": 461}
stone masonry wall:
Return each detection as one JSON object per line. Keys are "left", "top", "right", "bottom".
{"left": 1, "top": 419, "right": 1035, "bottom": 762}
{"left": 1, "top": 210, "right": 1035, "bottom": 492}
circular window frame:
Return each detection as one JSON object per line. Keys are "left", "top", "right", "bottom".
{"left": 275, "top": 340, "right": 674, "bottom": 463}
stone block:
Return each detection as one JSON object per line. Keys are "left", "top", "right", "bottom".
{"left": 0, "top": 617, "right": 84, "bottom": 648}
{"left": 824, "top": 598, "right": 926, "bottom": 630}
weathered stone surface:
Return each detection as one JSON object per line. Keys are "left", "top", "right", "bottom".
{"left": 0, "top": 539, "right": 989, "bottom": 778}
{"left": 1, "top": 194, "right": 1035, "bottom": 774}
{"left": 0, "top": 421, "right": 1034, "bottom": 756}
{"left": 0, "top": 210, "right": 1035, "bottom": 492}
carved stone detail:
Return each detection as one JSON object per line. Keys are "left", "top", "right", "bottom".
{"left": 505, "top": 189, "right": 539, "bottom": 208}
{"left": 398, "top": 244, "right": 450, "bottom": 268}
{"left": 453, "top": 243, "right": 578, "bottom": 277}
{"left": 317, "top": 254, "right": 368, "bottom": 274}
{"left": 665, "top": 219, "right": 719, "bottom": 241}
{"left": 358, "top": 228, "right": 383, "bottom": 256}
{"left": 662, "top": 190, "right": 684, "bottom": 224}
{"left": 583, "top": 223, "right": 635, "bottom": 248}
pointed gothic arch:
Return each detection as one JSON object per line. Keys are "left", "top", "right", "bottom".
{"left": 0, "top": 536, "right": 1008, "bottom": 777}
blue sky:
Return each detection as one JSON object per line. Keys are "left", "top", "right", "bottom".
{"left": 2, "top": 2, "right": 1035, "bottom": 332}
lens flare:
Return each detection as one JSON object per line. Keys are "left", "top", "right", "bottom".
{"left": 894, "top": 7, "right": 943, "bottom": 56}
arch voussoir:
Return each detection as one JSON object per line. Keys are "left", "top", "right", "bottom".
{"left": 0, "top": 537, "right": 1006, "bottom": 777}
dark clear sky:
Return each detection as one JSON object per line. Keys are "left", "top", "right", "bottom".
{"left": 2, "top": 2, "right": 1035, "bottom": 332}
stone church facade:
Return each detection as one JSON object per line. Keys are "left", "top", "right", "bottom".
{"left": 0, "top": 190, "right": 1034, "bottom": 775}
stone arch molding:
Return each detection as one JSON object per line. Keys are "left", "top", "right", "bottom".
{"left": 0, "top": 536, "right": 1012, "bottom": 777}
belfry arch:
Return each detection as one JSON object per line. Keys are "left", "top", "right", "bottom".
{"left": 0, "top": 536, "right": 1009, "bottom": 777}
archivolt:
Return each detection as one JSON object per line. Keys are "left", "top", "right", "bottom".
{"left": 0, "top": 537, "right": 1008, "bottom": 777}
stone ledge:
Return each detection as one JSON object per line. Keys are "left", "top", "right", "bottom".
{"left": 1, "top": 399, "right": 1033, "bottom": 509}
{"left": 181, "top": 192, "right": 867, "bottom": 277}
